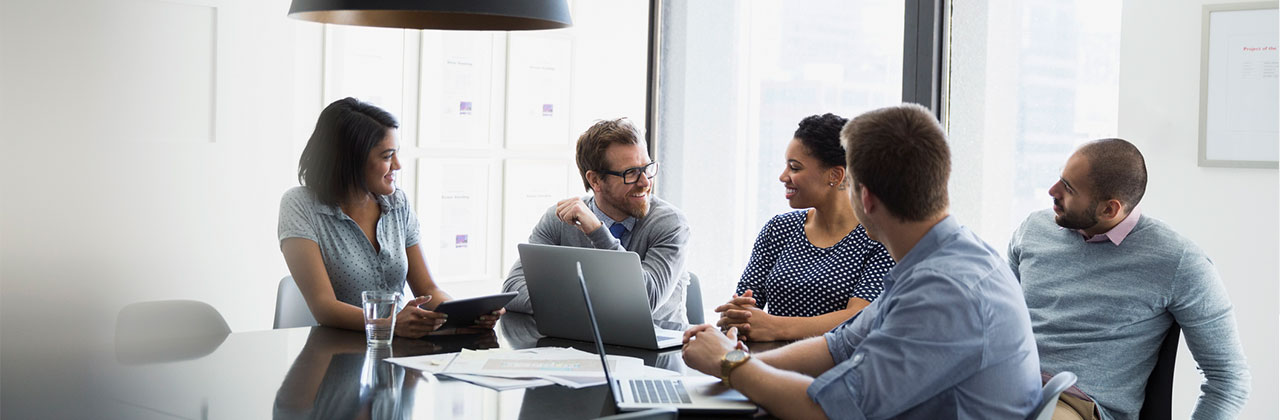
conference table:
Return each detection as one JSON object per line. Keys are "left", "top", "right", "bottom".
{"left": 104, "top": 313, "right": 783, "bottom": 419}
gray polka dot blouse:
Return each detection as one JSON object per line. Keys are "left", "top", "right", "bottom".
{"left": 278, "top": 186, "right": 420, "bottom": 307}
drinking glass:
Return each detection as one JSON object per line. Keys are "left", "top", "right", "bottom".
{"left": 361, "top": 291, "right": 400, "bottom": 346}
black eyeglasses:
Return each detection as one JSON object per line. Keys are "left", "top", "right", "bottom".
{"left": 599, "top": 162, "right": 658, "bottom": 184}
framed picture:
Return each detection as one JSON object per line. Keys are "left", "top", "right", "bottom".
{"left": 1198, "top": 2, "right": 1279, "bottom": 168}
{"left": 322, "top": 24, "right": 407, "bottom": 120}
{"left": 416, "top": 158, "right": 501, "bottom": 284}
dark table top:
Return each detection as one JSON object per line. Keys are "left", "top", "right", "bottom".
{"left": 102, "top": 313, "right": 780, "bottom": 419}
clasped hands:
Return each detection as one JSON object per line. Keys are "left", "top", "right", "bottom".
{"left": 394, "top": 295, "right": 505, "bottom": 338}
{"left": 714, "top": 290, "right": 781, "bottom": 342}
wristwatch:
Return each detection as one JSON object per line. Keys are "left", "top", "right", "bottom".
{"left": 719, "top": 348, "right": 751, "bottom": 387}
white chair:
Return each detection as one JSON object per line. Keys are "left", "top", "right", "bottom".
{"left": 115, "top": 299, "right": 231, "bottom": 364}
{"left": 1029, "top": 371, "right": 1078, "bottom": 420}
{"left": 274, "top": 275, "right": 319, "bottom": 329}
{"left": 686, "top": 272, "right": 704, "bottom": 324}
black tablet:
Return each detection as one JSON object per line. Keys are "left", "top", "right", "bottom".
{"left": 432, "top": 292, "right": 517, "bottom": 329}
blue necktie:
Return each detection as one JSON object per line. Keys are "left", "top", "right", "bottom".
{"left": 608, "top": 223, "right": 628, "bottom": 240}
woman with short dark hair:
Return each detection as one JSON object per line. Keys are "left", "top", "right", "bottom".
{"left": 278, "top": 97, "right": 501, "bottom": 337}
{"left": 714, "top": 113, "right": 894, "bottom": 341}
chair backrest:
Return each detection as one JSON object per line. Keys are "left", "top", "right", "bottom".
{"left": 115, "top": 299, "right": 231, "bottom": 364}
{"left": 1029, "top": 371, "right": 1078, "bottom": 420}
{"left": 274, "top": 275, "right": 319, "bottom": 329}
{"left": 686, "top": 272, "right": 704, "bottom": 324}
{"left": 596, "top": 408, "right": 678, "bottom": 420}
{"left": 1139, "top": 322, "right": 1181, "bottom": 420}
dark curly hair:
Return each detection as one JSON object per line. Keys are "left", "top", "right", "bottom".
{"left": 793, "top": 113, "right": 849, "bottom": 168}
{"left": 297, "top": 97, "right": 399, "bottom": 206}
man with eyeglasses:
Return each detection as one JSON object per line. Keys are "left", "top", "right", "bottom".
{"left": 502, "top": 118, "right": 691, "bottom": 326}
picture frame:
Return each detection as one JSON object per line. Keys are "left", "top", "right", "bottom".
{"left": 1197, "top": 2, "right": 1279, "bottom": 168}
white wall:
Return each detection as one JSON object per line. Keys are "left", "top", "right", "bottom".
{"left": 1119, "top": 1, "right": 1278, "bottom": 418}
{"left": 0, "top": 0, "right": 320, "bottom": 415}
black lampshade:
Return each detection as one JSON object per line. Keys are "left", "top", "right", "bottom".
{"left": 288, "top": 0, "right": 572, "bottom": 31}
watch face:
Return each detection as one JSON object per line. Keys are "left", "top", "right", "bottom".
{"left": 725, "top": 350, "right": 747, "bottom": 363}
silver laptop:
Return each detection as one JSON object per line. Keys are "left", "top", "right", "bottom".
{"left": 575, "top": 262, "right": 758, "bottom": 414}
{"left": 518, "top": 243, "right": 684, "bottom": 350}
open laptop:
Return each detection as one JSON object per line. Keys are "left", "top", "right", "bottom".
{"left": 576, "top": 262, "right": 758, "bottom": 414}
{"left": 518, "top": 243, "right": 684, "bottom": 350}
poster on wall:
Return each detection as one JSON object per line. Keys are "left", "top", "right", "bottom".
{"left": 419, "top": 32, "right": 499, "bottom": 148}
{"left": 506, "top": 34, "right": 573, "bottom": 148}
{"left": 416, "top": 159, "right": 497, "bottom": 282}
{"left": 323, "top": 25, "right": 406, "bottom": 119}
{"left": 501, "top": 160, "right": 582, "bottom": 271}
{"left": 1199, "top": 3, "right": 1279, "bottom": 168}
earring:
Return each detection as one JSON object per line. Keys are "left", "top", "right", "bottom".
{"left": 829, "top": 182, "right": 835, "bottom": 186}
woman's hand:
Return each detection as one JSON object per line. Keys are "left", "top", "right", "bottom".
{"left": 472, "top": 308, "right": 505, "bottom": 329}
{"left": 715, "top": 290, "right": 758, "bottom": 339}
{"left": 394, "top": 295, "right": 448, "bottom": 338}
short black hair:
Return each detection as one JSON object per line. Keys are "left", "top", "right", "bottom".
{"left": 297, "top": 97, "right": 399, "bottom": 205}
{"left": 1077, "top": 138, "right": 1147, "bottom": 209}
{"left": 794, "top": 113, "right": 849, "bottom": 168}
{"left": 842, "top": 103, "right": 950, "bottom": 221}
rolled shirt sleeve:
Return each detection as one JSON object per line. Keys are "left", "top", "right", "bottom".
{"left": 278, "top": 188, "right": 319, "bottom": 244}
{"left": 807, "top": 270, "right": 986, "bottom": 419}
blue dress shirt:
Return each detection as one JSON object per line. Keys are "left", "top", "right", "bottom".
{"left": 590, "top": 200, "right": 636, "bottom": 249}
{"left": 807, "top": 216, "right": 1041, "bottom": 419}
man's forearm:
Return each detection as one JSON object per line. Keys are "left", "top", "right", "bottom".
{"left": 730, "top": 359, "right": 827, "bottom": 419}
{"left": 754, "top": 336, "right": 835, "bottom": 377}
{"left": 502, "top": 267, "right": 533, "bottom": 313}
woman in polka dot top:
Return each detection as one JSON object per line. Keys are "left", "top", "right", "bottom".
{"left": 279, "top": 98, "right": 502, "bottom": 338}
{"left": 715, "top": 113, "right": 895, "bottom": 342}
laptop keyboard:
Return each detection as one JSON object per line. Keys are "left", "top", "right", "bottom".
{"left": 629, "top": 379, "right": 692, "bottom": 404}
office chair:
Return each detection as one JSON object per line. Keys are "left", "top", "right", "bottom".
{"left": 1139, "top": 322, "right": 1181, "bottom": 420}
{"left": 115, "top": 299, "right": 231, "bottom": 364}
{"left": 274, "top": 275, "right": 319, "bottom": 329}
{"left": 596, "top": 408, "right": 678, "bottom": 420}
{"left": 1028, "top": 371, "right": 1078, "bottom": 420}
{"left": 686, "top": 272, "right": 704, "bottom": 324}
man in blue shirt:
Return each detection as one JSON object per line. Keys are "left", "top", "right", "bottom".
{"left": 682, "top": 103, "right": 1041, "bottom": 419}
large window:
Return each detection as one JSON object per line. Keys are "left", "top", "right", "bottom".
{"left": 945, "top": 0, "right": 1122, "bottom": 250}
{"left": 321, "top": 1, "right": 649, "bottom": 297}
{"left": 655, "top": 0, "right": 905, "bottom": 316}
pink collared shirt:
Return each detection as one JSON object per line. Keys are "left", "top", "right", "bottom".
{"left": 1079, "top": 206, "right": 1142, "bottom": 245}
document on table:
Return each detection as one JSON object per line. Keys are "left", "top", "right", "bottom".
{"left": 385, "top": 352, "right": 457, "bottom": 374}
{"left": 385, "top": 347, "right": 669, "bottom": 390}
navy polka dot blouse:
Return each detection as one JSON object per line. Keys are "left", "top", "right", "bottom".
{"left": 735, "top": 210, "right": 894, "bottom": 317}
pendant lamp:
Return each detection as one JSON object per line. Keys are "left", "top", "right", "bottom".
{"left": 288, "top": 0, "right": 572, "bottom": 30}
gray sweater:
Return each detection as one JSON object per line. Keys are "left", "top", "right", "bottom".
{"left": 502, "top": 196, "right": 690, "bottom": 326}
{"left": 1009, "top": 210, "right": 1249, "bottom": 420}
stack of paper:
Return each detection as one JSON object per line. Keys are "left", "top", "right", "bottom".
{"left": 385, "top": 347, "right": 675, "bottom": 391}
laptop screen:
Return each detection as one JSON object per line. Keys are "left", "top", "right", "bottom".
{"left": 576, "top": 262, "right": 624, "bottom": 404}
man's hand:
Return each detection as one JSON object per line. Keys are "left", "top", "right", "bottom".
{"left": 555, "top": 197, "right": 602, "bottom": 234}
{"left": 394, "top": 295, "right": 448, "bottom": 338}
{"left": 681, "top": 324, "right": 743, "bottom": 376}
